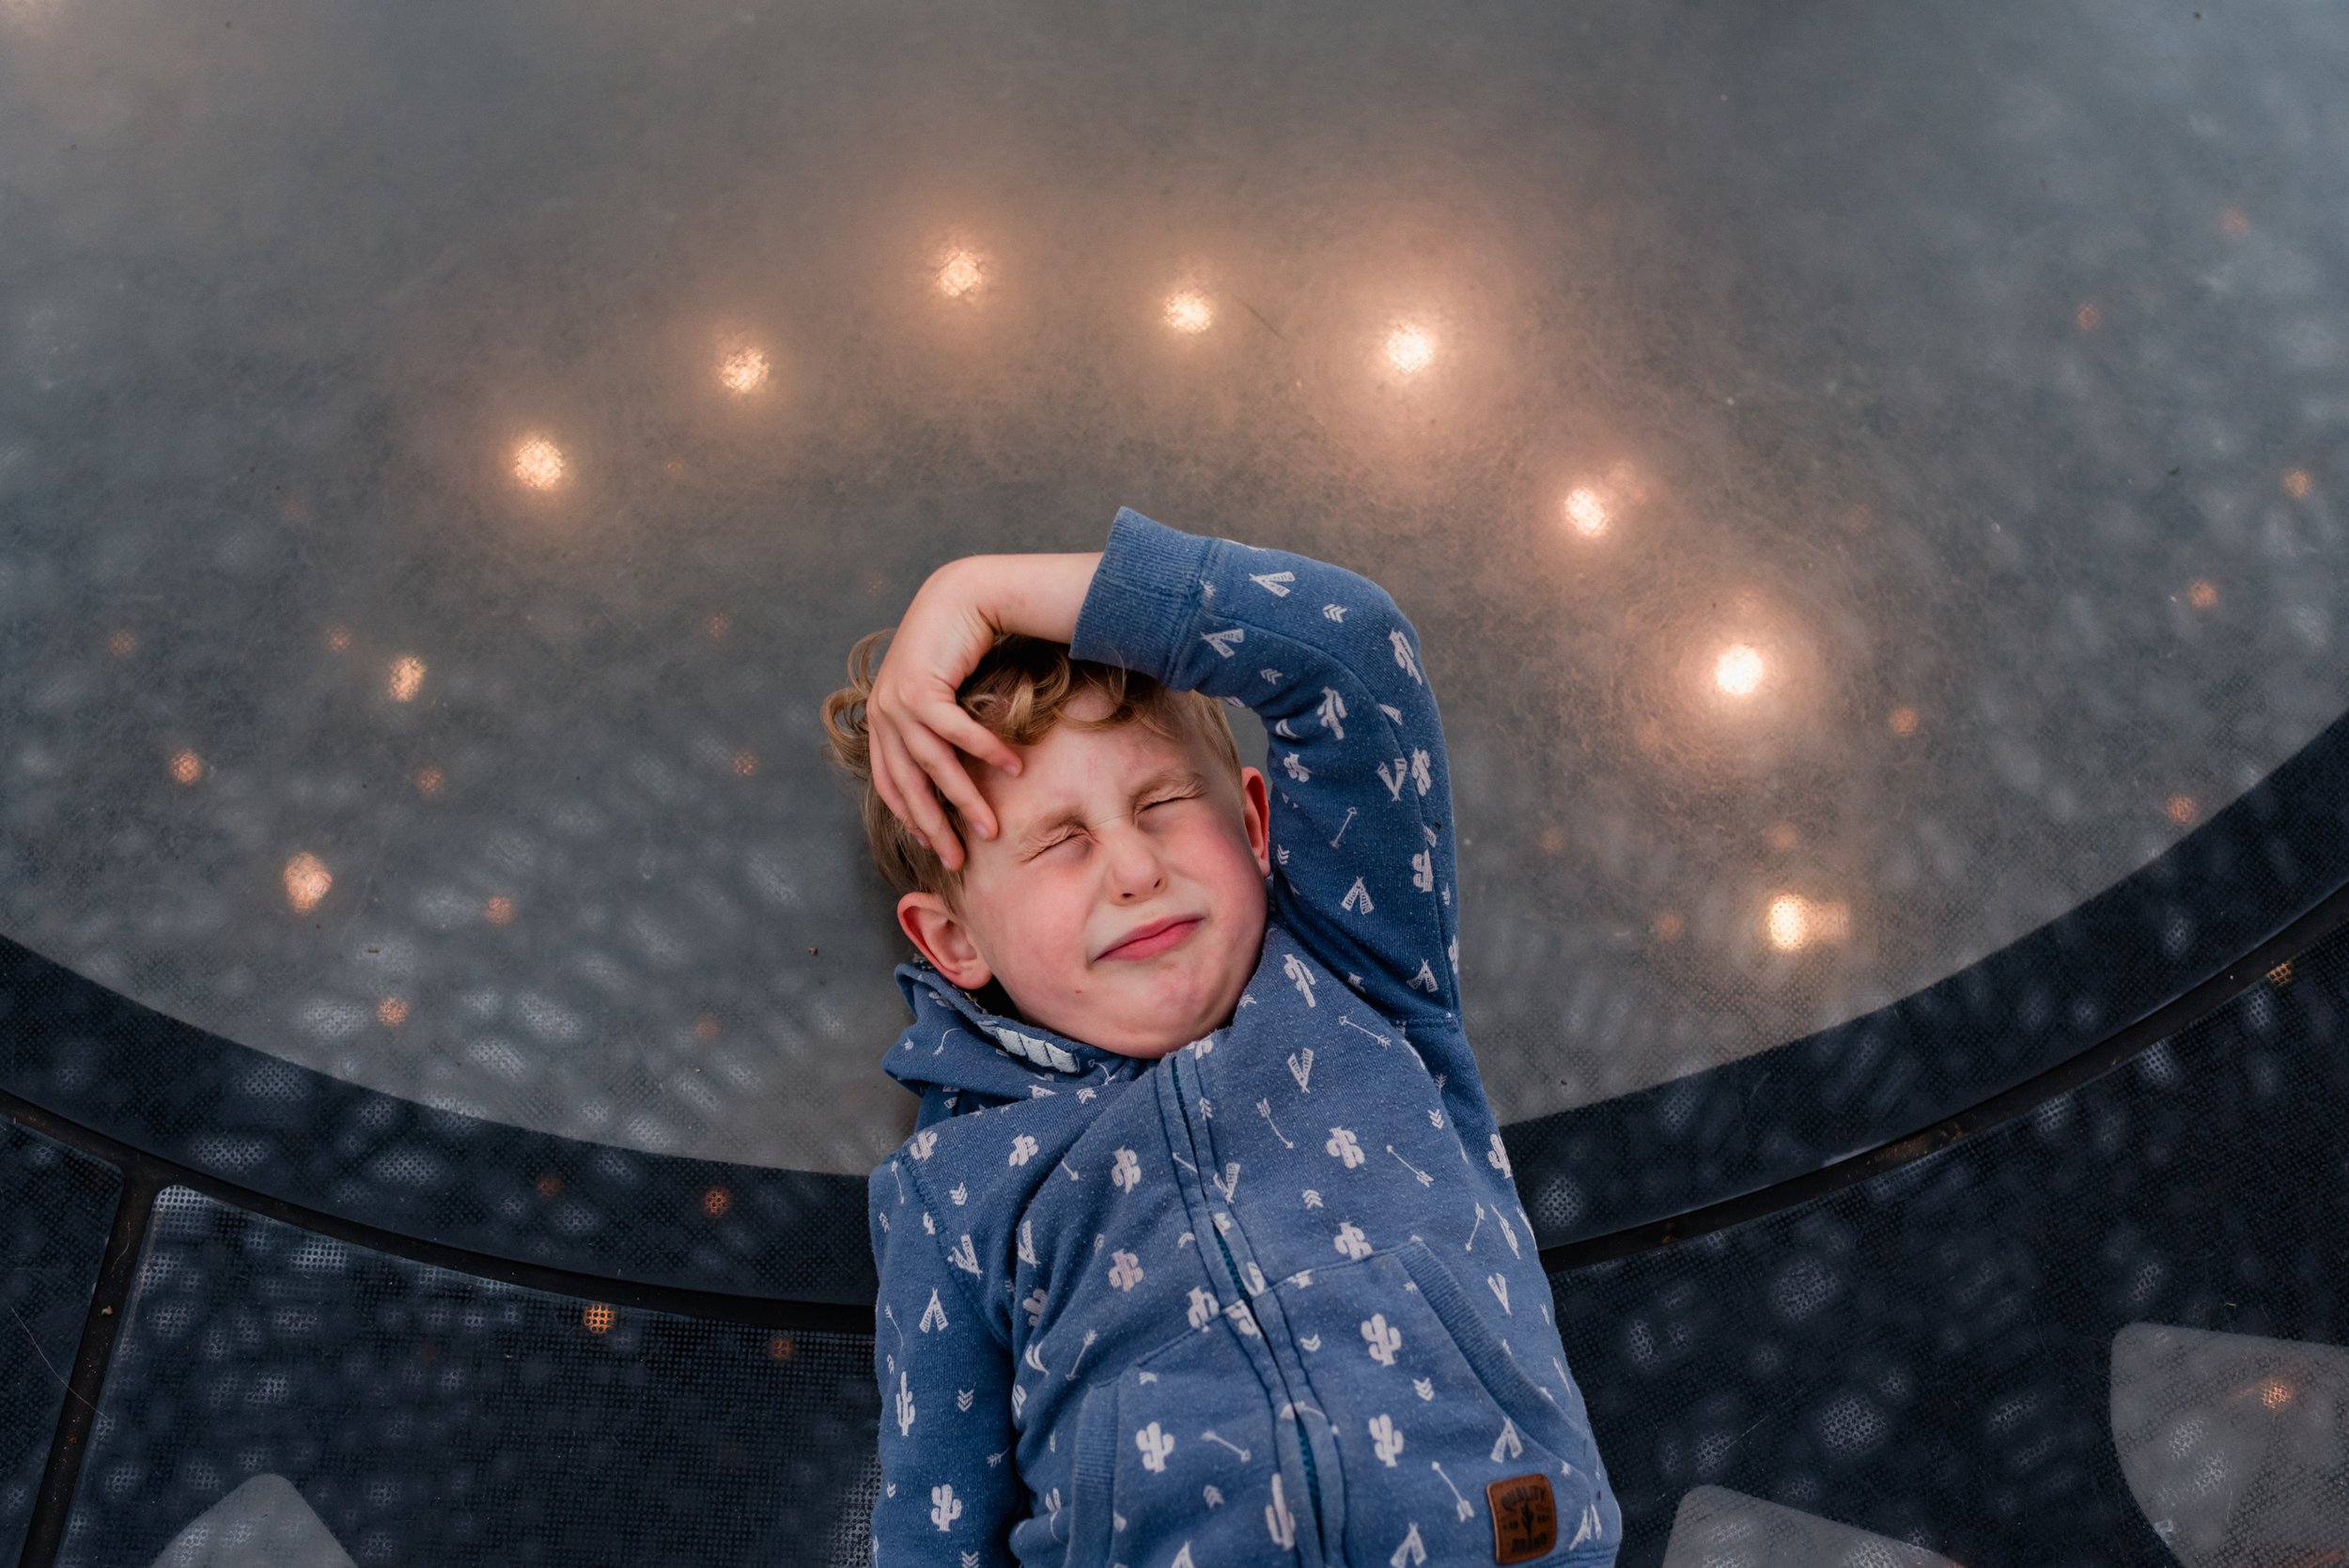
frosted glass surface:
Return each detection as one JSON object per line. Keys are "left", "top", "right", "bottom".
{"left": 1, "top": 0, "right": 2343, "bottom": 1173}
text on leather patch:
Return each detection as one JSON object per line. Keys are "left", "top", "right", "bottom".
{"left": 1486, "top": 1471, "right": 1557, "bottom": 1564}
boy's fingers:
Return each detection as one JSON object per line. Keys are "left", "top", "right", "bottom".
{"left": 903, "top": 725, "right": 996, "bottom": 842}
{"left": 942, "top": 709, "right": 1023, "bottom": 777}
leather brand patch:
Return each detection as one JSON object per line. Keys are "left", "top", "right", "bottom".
{"left": 1487, "top": 1472, "right": 1558, "bottom": 1564}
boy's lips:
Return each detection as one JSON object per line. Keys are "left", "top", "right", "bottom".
{"left": 1098, "top": 916, "right": 1201, "bottom": 960}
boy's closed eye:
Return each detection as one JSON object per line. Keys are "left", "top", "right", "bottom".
{"left": 1024, "top": 790, "right": 1199, "bottom": 860}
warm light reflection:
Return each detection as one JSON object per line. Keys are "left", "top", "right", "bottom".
{"left": 937, "top": 249, "right": 984, "bottom": 299}
{"left": 1164, "top": 289, "right": 1213, "bottom": 334}
{"left": 1652, "top": 911, "right": 1685, "bottom": 942}
{"left": 1563, "top": 488, "right": 1610, "bottom": 538}
{"left": 107, "top": 629, "right": 138, "bottom": 659}
{"left": 377, "top": 997, "right": 410, "bottom": 1028}
{"left": 2166, "top": 795, "right": 2200, "bottom": 827}
{"left": 2220, "top": 207, "right": 2251, "bottom": 237}
{"left": 2257, "top": 1375, "right": 2295, "bottom": 1410}
{"left": 2282, "top": 469, "right": 2312, "bottom": 499}
{"left": 1384, "top": 325, "right": 1436, "bottom": 375}
{"left": 583, "top": 1304, "right": 615, "bottom": 1335}
{"left": 694, "top": 1014, "right": 722, "bottom": 1041}
{"left": 1766, "top": 822, "right": 1799, "bottom": 852}
{"left": 702, "top": 1187, "right": 732, "bottom": 1219}
{"left": 325, "top": 627, "right": 352, "bottom": 654}
{"left": 169, "top": 751, "right": 204, "bottom": 785}
{"left": 414, "top": 767, "right": 444, "bottom": 799}
{"left": 733, "top": 750, "right": 759, "bottom": 778}
{"left": 1889, "top": 706, "right": 1921, "bottom": 737}
{"left": 768, "top": 1334, "right": 797, "bottom": 1362}
{"left": 388, "top": 656, "right": 427, "bottom": 703}
{"left": 1766, "top": 893, "right": 1851, "bottom": 952}
{"left": 536, "top": 1172, "right": 564, "bottom": 1200}
{"left": 512, "top": 436, "right": 568, "bottom": 490}
{"left": 706, "top": 612, "right": 731, "bottom": 641}
{"left": 2269, "top": 959, "right": 2296, "bottom": 987}
{"left": 1537, "top": 826, "right": 1566, "bottom": 856}
{"left": 485, "top": 896, "right": 516, "bottom": 925}
{"left": 2187, "top": 580, "right": 2219, "bottom": 610}
{"left": 284, "top": 853, "right": 333, "bottom": 913}
{"left": 1714, "top": 644, "right": 1765, "bottom": 696}
{"left": 717, "top": 345, "right": 770, "bottom": 394}
{"left": 2075, "top": 303, "right": 2103, "bottom": 333}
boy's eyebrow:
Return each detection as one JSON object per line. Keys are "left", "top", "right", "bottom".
{"left": 1009, "top": 768, "right": 1207, "bottom": 851}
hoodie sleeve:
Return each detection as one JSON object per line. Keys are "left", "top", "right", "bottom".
{"left": 1069, "top": 506, "right": 1462, "bottom": 1031}
{"left": 868, "top": 1155, "right": 1020, "bottom": 1566}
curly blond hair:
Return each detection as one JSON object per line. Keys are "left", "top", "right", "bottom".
{"left": 819, "top": 629, "right": 1242, "bottom": 919}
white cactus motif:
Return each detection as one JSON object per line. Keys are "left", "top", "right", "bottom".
{"left": 929, "top": 1483, "right": 962, "bottom": 1531}
{"left": 1111, "top": 1147, "right": 1141, "bottom": 1191}
{"left": 1186, "top": 1286, "right": 1220, "bottom": 1330}
{"left": 1266, "top": 1472, "right": 1296, "bottom": 1547}
{"left": 1135, "top": 1421, "right": 1176, "bottom": 1473}
{"left": 1022, "top": 1288, "right": 1047, "bottom": 1327}
{"left": 1333, "top": 1220, "right": 1372, "bottom": 1261}
{"left": 1108, "top": 1250, "right": 1144, "bottom": 1291}
{"left": 1008, "top": 1134, "right": 1039, "bottom": 1166}
{"left": 1487, "top": 1134, "right": 1512, "bottom": 1177}
{"left": 1361, "top": 1313, "right": 1403, "bottom": 1367}
{"left": 895, "top": 1370, "right": 916, "bottom": 1436}
{"left": 910, "top": 1128, "right": 938, "bottom": 1160}
{"left": 1325, "top": 1127, "right": 1365, "bottom": 1168}
{"left": 1369, "top": 1413, "right": 1407, "bottom": 1467}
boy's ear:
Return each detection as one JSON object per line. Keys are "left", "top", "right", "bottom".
{"left": 1240, "top": 767, "right": 1271, "bottom": 877}
{"left": 898, "top": 893, "right": 995, "bottom": 992}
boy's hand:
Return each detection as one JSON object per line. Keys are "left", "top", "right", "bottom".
{"left": 867, "top": 560, "right": 1027, "bottom": 872}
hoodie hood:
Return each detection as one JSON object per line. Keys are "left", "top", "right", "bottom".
{"left": 883, "top": 958, "right": 1143, "bottom": 1103}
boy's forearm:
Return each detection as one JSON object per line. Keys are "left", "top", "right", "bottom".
{"left": 951, "top": 551, "right": 1104, "bottom": 646}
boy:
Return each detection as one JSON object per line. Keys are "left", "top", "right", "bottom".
{"left": 825, "top": 508, "right": 1619, "bottom": 1566}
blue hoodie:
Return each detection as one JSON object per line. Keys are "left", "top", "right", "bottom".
{"left": 867, "top": 509, "right": 1621, "bottom": 1568}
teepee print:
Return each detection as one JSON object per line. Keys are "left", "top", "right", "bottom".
{"left": 862, "top": 511, "right": 1613, "bottom": 1568}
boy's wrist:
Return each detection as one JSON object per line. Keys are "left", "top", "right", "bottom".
{"left": 951, "top": 551, "right": 1103, "bottom": 646}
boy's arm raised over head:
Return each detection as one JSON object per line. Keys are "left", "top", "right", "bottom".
{"left": 1067, "top": 507, "right": 1463, "bottom": 1029}
{"left": 867, "top": 1156, "right": 1021, "bottom": 1566}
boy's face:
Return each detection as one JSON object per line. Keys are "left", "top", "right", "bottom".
{"left": 896, "top": 689, "right": 1271, "bottom": 1060}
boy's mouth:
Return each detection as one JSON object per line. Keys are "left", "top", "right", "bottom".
{"left": 1098, "top": 916, "right": 1201, "bottom": 961}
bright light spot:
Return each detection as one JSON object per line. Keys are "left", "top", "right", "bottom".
{"left": 284, "top": 853, "right": 333, "bottom": 913}
{"left": 1714, "top": 644, "right": 1765, "bottom": 696}
{"left": 377, "top": 997, "right": 410, "bottom": 1028}
{"left": 387, "top": 656, "right": 427, "bottom": 704}
{"left": 1563, "top": 488, "right": 1610, "bottom": 538}
{"left": 2269, "top": 959, "right": 2296, "bottom": 987}
{"left": 2282, "top": 469, "right": 2312, "bottom": 499}
{"left": 1164, "top": 289, "right": 1213, "bottom": 334}
{"left": 513, "top": 436, "right": 567, "bottom": 490}
{"left": 485, "top": 896, "right": 516, "bottom": 925}
{"left": 702, "top": 1187, "right": 733, "bottom": 1219}
{"left": 2166, "top": 795, "right": 2200, "bottom": 827}
{"left": 2259, "top": 1376, "right": 2295, "bottom": 1409}
{"left": 2075, "top": 303, "right": 2103, "bottom": 333}
{"left": 717, "top": 345, "right": 770, "bottom": 394}
{"left": 1766, "top": 894, "right": 1851, "bottom": 952}
{"left": 414, "top": 767, "right": 444, "bottom": 799}
{"left": 2187, "top": 580, "right": 2219, "bottom": 610}
{"left": 583, "top": 1304, "right": 615, "bottom": 1335}
{"left": 1889, "top": 706, "right": 1921, "bottom": 737}
{"left": 1384, "top": 325, "right": 1436, "bottom": 375}
{"left": 937, "top": 249, "right": 984, "bottom": 299}
{"left": 733, "top": 750, "right": 759, "bottom": 777}
{"left": 169, "top": 751, "right": 204, "bottom": 785}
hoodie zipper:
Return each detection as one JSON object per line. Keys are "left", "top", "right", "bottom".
{"left": 1169, "top": 1051, "right": 1325, "bottom": 1548}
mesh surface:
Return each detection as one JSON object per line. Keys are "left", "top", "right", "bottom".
{"left": 0, "top": 1121, "right": 119, "bottom": 1565}
{"left": 1548, "top": 909, "right": 2349, "bottom": 1565}
{"left": 58, "top": 1188, "right": 879, "bottom": 1568}
{"left": 1, "top": 0, "right": 2344, "bottom": 1175}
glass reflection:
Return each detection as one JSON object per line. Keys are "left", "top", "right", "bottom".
{"left": 937, "top": 248, "right": 984, "bottom": 299}
{"left": 1383, "top": 324, "right": 1436, "bottom": 374}
{"left": 387, "top": 656, "right": 426, "bottom": 704}
{"left": 1713, "top": 644, "right": 1765, "bottom": 697}
{"left": 512, "top": 436, "right": 567, "bottom": 490}
{"left": 283, "top": 854, "right": 332, "bottom": 914}
{"left": 717, "top": 344, "right": 771, "bottom": 394}
{"left": 169, "top": 751, "right": 204, "bottom": 785}
{"left": 1164, "top": 288, "right": 1213, "bottom": 334}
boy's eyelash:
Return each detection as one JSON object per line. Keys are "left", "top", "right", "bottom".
{"left": 1034, "top": 796, "right": 1188, "bottom": 854}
